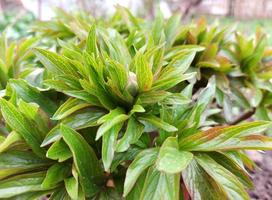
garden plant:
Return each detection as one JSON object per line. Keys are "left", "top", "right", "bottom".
{"left": 0, "top": 7, "right": 272, "bottom": 199}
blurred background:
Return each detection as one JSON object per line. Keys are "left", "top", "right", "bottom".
{"left": 1, "top": 0, "right": 272, "bottom": 39}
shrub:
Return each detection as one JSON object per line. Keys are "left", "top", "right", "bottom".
{"left": 0, "top": 7, "right": 272, "bottom": 200}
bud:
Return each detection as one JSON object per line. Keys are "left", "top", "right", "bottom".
{"left": 126, "top": 71, "right": 138, "bottom": 96}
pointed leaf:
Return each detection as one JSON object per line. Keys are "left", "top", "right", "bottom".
{"left": 102, "top": 123, "right": 123, "bottom": 172}
{"left": 136, "top": 53, "right": 153, "bottom": 92}
{"left": 42, "top": 163, "right": 71, "bottom": 188}
{"left": 182, "top": 159, "right": 226, "bottom": 200}
{"left": 138, "top": 114, "right": 177, "bottom": 132}
{"left": 116, "top": 117, "right": 144, "bottom": 152}
{"left": 179, "top": 121, "right": 271, "bottom": 151}
{"left": 60, "top": 124, "right": 103, "bottom": 197}
{"left": 0, "top": 99, "right": 45, "bottom": 157}
{"left": 51, "top": 98, "right": 90, "bottom": 120}
{"left": 0, "top": 172, "right": 46, "bottom": 198}
{"left": 156, "top": 137, "right": 193, "bottom": 174}
{"left": 123, "top": 148, "right": 158, "bottom": 196}
{"left": 195, "top": 153, "right": 249, "bottom": 200}
{"left": 139, "top": 166, "right": 180, "bottom": 200}
{"left": 9, "top": 79, "right": 57, "bottom": 116}
{"left": 46, "top": 139, "right": 72, "bottom": 162}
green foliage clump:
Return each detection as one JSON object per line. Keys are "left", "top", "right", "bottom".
{"left": 0, "top": 7, "right": 272, "bottom": 200}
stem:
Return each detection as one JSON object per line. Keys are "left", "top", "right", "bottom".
{"left": 229, "top": 108, "right": 256, "bottom": 125}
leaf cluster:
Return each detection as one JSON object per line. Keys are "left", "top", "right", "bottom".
{"left": 0, "top": 7, "right": 272, "bottom": 200}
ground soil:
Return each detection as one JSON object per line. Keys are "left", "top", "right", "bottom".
{"left": 249, "top": 151, "right": 272, "bottom": 200}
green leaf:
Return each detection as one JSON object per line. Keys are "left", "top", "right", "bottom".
{"left": 129, "top": 104, "right": 145, "bottom": 115}
{"left": 60, "top": 124, "right": 103, "bottom": 197}
{"left": 46, "top": 139, "right": 72, "bottom": 162}
{"left": 139, "top": 165, "right": 180, "bottom": 200}
{"left": 6, "top": 190, "right": 53, "bottom": 200}
{"left": 116, "top": 117, "right": 144, "bottom": 152}
{"left": 65, "top": 176, "right": 78, "bottom": 200}
{"left": 152, "top": 72, "right": 196, "bottom": 91}
{"left": 137, "top": 90, "right": 171, "bottom": 105}
{"left": 33, "top": 48, "right": 79, "bottom": 77}
{"left": 49, "top": 187, "right": 70, "bottom": 200}
{"left": 179, "top": 121, "right": 271, "bottom": 151}
{"left": 42, "top": 163, "right": 71, "bottom": 188}
{"left": 168, "top": 51, "right": 196, "bottom": 73}
{"left": 126, "top": 170, "right": 147, "bottom": 200}
{"left": 17, "top": 37, "right": 39, "bottom": 57}
{"left": 96, "top": 111, "right": 128, "bottom": 140}
{"left": 111, "top": 147, "right": 141, "bottom": 172}
{"left": 197, "top": 75, "right": 216, "bottom": 107}
{"left": 0, "top": 172, "right": 47, "bottom": 198}
{"left": 182, "top": 159, "right": 226, "bottom": 200}
{"left": 138, "top": 114, "right": 178, "bottom": 132}
{"left": 107, "top": 58, "right": 128, "bottom": 91}
{"left": 18, "top": 100, "right": 50, "bottom": 135}
{"left": 156, "top": 137, "right": 193, "bottom": 174}
{"left": 0, "top": 151, "right": 50, "bottom": 180}
{"left": 0, "top": 59, "right": 8, "bottom": 88}
{"left": 41, "top": 108, "right": 105, "bottom": 147}
{"left": 123, "top": 148, "right": 158, "bottom": 196}
{"left": 151, "top": 11, "right": 164, "bottom": 45}
{"left": 102, "top": 123, "right": 123, "bottom": 172}
{"left": 230, "top": 86, "right": 251, "bottom": 109}
{"left": 51, "top": 98, "right": 90, "bottom": 120}
{"left": 135, "top": 53, "right": 153, "bottom": 92}
{"left": 208, "top": 152, "right": 253, "bottom": 189}
{"left": 18, "top": 100, "right": 39, "bottom": 120}
{"left": 0, "top": 98, "right": 45, "bottom": 157}
{"left": 63, "top": 107, "right": 105, "bottom": 130}
{"left": 164, "top": 14, "right": 181, "bottom": 47}
{"left": 0, "top": 131, "right": 22, "bottom": 153}
{"left": 195, "top": 153, "right": 250, "bottom": 200}
{"left": 162, "top": 93, "right": 191, "bottom": 105}
{"left": 9, "top": 79, "right": 58, "bottom": 116}
{"left": 86, "top": 24, "right": 98, "bottom": 56}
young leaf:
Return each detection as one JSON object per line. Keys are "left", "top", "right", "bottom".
{"left": 152, "top": 72, "right": 196, "bottom": 91}
{"left": 139, "top": 165, "right": 180, "bottom": 200}
{"left": 42, "top": 163, "right": 71, "bottom": 188}
{"left": 179, "top": 121, "right": 271, "bottom": 151}
{"left": 60, "top": 124, "right": 103, "bottom": 197}
{"left": 86, "top": 24, "right": 98, "bottom": 56}
{"left": 0, "top": 151, "right": 49, "bottom": 180}
{"left": 0, "top": 131, "right": 22, "bottom": 153}
{"left": 96, "top": 113, "right": 128, "bottom": 140}
{"left": 41, "top": 108, "right": 105, "bottom": 147}
{"left": 116, "top": 117, "right": 144, "bottom": 152}
{"left": 0, "top": 172, "right": 47, "bottom": 198}
{"left": 135, "top": 53, "right": 153, "bottom": 92}
{"left": 182, "top": 159, "right": 226, "bottom": 200}
{"left": 65, "top": 176, "right": 78, "bottom": 200}
{"left": 51, "top": 98, "right": 90, "bottom": 120}
{"left": 9, "top": 79, "right": 57, "bottom": 116}
{"left": 102, "top": 123, "right": 123, "bottom": 172}
{"left": 156, "top": 137, "right": 193, "bottom": 174}
{"left": 195, "top": 153, "right": 250, "bottom": 200}
{"left": 138, "top": 114, "right": 178, "bottom": 132}
{"left": 123, "top": 148, "right": 158, "bottom": 196}
{"left": 197, "top": 75, "right": 216, "bottom": 107}
{"left": 46, "top": 139, "right": 72, "bottom": 162}
{"left": 33, "top": 48, "right": 79, "bottom": 77}
{"left": 0, "top": 98, "right": 45, "bottom": 157}
{"left": 208, "top": 152, "right": 253, "bottom": 189}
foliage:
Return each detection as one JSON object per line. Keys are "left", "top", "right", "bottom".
{"left": 0, "top": 7, "right": 272, "bottom": 200}
{"left": 0, "top": 11, "right": 35, "bottom": 39}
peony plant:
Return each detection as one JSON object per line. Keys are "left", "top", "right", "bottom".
{"left": 0, "top": 7, "right": 272, "bottom": 200}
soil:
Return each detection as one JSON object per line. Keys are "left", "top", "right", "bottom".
{"left": 249, "top": 151, "right": 272, "bottom": 200}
